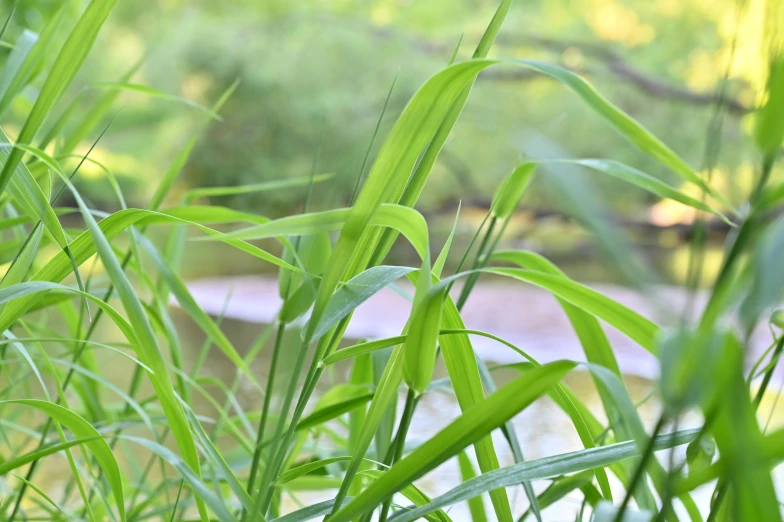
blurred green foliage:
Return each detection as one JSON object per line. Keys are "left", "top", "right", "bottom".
{"left": 1, "top": 0, "right": 774, "bottom": 218}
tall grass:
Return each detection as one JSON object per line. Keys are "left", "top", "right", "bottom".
{"left": 0, "top": 1, "right": 783, "bottom": 521}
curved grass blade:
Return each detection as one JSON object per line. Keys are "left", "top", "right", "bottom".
{"left": 10, "top": 473, "right": 75, "bottom": 522}
{"left": 271, "top": 498, "right": 353, "bottom": 522}
{"left": 0, "top": 436, "right": 102, "bottom": 476}
{"left": 388, "top": 430, "right": 699, "bottom": 522}
{"left": 457, "top": 451, "right": 487, "bottom": 522}
{"left": 0, "top": 29, "right": 37, "bottom": 103}
{"left": 135, "top": 232, "right": 261, "bottom": 390}
{"left": 184, "top": 174, "right": 333, "bottom": 203}
{"left": 296, "top": 393, "right": 375, "bottom": 432}
{"left": 322, "top": 336, "right": 408, "bottom": 366}
{"left": 276, "top": 457, "right": 354, "bottom": 485}
{"left": 148, "top": 80, "right": 239, "bottom": 210}
{"left": 329, "top": 361, "right": 576, "bottom": 522}
{"left": 309, "top": 266, "right": 416, "bottom": 342}
{"left": 0, "top": 206, "right": 302, "bottom": 331}
{"left": 0, "top": 400, "right": 124, "bottom": 521}
{"left": 490, "top": 163, "right": 537, "bottom": 219}
{"left": 542, "top": 159, "right": 732, "bottom": 224}
{"left": 0, "top": 0, "right": 117, "bottom": 196}
{"left": 0, "top": 6, "right": 66, "bottom": 118}
{"left": 46, "top": 160, "right": 208, "bottom": 520}
{"left": 201, "top": 204, "right": 429, "bottom": 260}
{"left": 433, "top": 204, "right": 460, "bottom": 278}
{"left": 182, "top": 405, "right": 256, "bottom": 514}
{"left": 0, "top": 138, "right": 89, "bottom": 311}
{"left": 361, "top": 469, "right": 452, "bottom": 522}
{"left": 121, "top": 435, "right": 239, "bottom": 522}
{"left": 90, "top": 81, "right": 217, "bottom": 117}
{"left": 486, "top": 267, "right": 660, "bottom": 352}
{"left": 492, "top": 250, "right": 622, "bottom": 374}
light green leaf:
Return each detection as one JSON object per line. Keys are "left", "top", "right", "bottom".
{"left": 0, "top": 0, "right": 117, "bottom": 195}
{"left": 309, "top": 266, "right": 416, "bottom": 342}
{"left": 0, "top": 400, "right": 124, "bottom": 521}
{"left": 490, "top": 162, "right": 537, "bottom": 219}
{"left": 388, "top": 430, "right": 698, "bottom": 522}
{"left": 276, "top": 457, "right": 354, "bottom": 485}
{"left": 330, "top": 361, "right": 576, "bottom": 522}
{"left": 457, "top": 451, "right": 487, "bottom": 522}
{"left": 121, "top": 435, "right": 239, "bottom": 522}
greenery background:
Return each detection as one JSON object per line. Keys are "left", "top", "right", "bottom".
{"left": 1, "top": 0, "right": 777, "bottom": 282}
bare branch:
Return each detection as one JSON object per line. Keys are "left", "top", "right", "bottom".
{"left": 492, "top": 35, "right": 751, "bottom": 115}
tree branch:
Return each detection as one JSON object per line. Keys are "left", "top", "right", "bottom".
{"left": 492, "top": 35, "right": 751, "bottom": 115}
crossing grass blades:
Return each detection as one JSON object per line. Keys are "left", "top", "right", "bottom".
{"left": 0, "top": 0, "right": 783, "bottom": 521}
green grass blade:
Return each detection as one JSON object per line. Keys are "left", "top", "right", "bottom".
{"left": 709, "top": 334, "right": 781, "bottom": 521}
{"left": 42, "top": 60, "right": 141, "bottom": 152}
{"left": 134, "top": 232, "right": 261, "bottom": 390}
{"left": 433, "top": 205, "right": 460, "bottom": 278}
{"left": 0, "top": 0, "right": 117, "bottom": 196}
{"left": 9, "top": 473, "right": 75, "bottom": 522}
{"left": 0, "top": 5, "right": 66, "bottom": 118}
{"left": 120, "top": 436, "right": 239, "bottom": 522}
{"left": 147, "top": 80, "right": 238, "bottom": 210}
{"left": 328, "top": 346, "right": 406, "bottom": 514}
{"left": 0, "top": 224, "right": 42, "bottom": 315}
{"left": 457, "top": 451, "right": 487, "bottom": 522}
{"left": 544, "top": 159, "right": 732, "bottom": 224}
{"left": 276, "top": 457, "right": 354, "bottom": 486}
{"left": 0, "top": 400, "right": 124, "bottom": 521}
{"left": 487, "top": 267, "right": 661, "bottom": 352}
{"left": 361, "top": 469, "right": 453, "bottom": 522}
{"left": 296, "top": 393, "right": 375, "bottom": 432}
{"left": 505, "top": 60, "right": 729, "bottom": 207}
{"left": 388, "top": 430, "right": 699, "bottom": 522}
{"left": 182, "top": 406, "right": 256, "bottom": 514}
{"left": 0, "top": 436, "right": 102, "bottom": 476}
{"left": 402, "top": 275, "right": 446, "bottom": 394}
{"left": 350, "top": 73, "right": 398, "bottom": 206}
{"left": 0, "top": 207, "right": 302, "bottom": 331}
{"left": 370, "top": 0, "right": 512, "bottom": 268}
{"left": 271, "top": 498, "right": 353, "bottom": 522}
{"left": 490, "top": 163, "right": 537, "bottom": 219}
{"left": 309, "top": 266, "right": 416, "bottom": 342}
{"left": 90, "top": 81, "right": 217, "bottom": 116}
{"left": 330, "top": 361, "right": 576, "bottom": 522}
{"left": 321, "top": 336, "right": 408, "bottom": 366}
{"left": 0, "top": 29, "right": 37, "bottom": 103}
{"left": 47, "top": 169, "right": 208, "bottom": 520}
{"left": 206, "top": 204, "right": 429, "bottom": 261}
{"left": 184, "top": 174, "right": 333, "bottom": 203}
{"left": 491, "top": 250, "right": 623, "bottom": 375}
{"left": 472, "top": 0, "right": 513, "bottom": 58}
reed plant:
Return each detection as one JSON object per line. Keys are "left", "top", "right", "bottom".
{"left": 0, "top": 0, "right": 783, "bottom": 521}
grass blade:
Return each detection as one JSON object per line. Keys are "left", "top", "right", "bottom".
{"left": 0, "top": 400, "right": 124, "bottom": 521}
{"left": 330, "top": 361, "right": 575, "bottom": 522}
{"left": 0, "top": 0, "right": 117, "bottom": 196}
{"left": 388, "top": 430, "right": 699, "bottom": 522}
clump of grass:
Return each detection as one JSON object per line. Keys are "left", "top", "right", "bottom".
{"left": 0, "top": 1, "right": 783, "bottom": 522}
